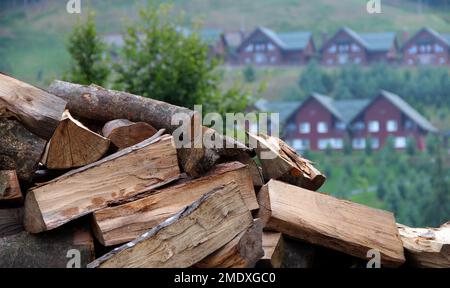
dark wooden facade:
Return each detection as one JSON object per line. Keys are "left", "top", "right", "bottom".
{"left": 401, "top": 28, "right": 450, "bottom": 66}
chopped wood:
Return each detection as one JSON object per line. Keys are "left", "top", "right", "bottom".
{"left": 248, "top": 133, "right": 325, "bottom": 191}
{"left": 257, "top": 232, "right": 285, "bottom": 268}
{"left": 0, "top": 119, "right": 47, "bottom": 183}
{"left": 0, "top": 208, "right": 24, "bottom": 237}
{"left": 88, "top": 182, "right": 254, "bottom": 268}
{"left": 398, "top": 222, "right": 450, "bottom": 268}
{"left": 24, "top": 132, "right": 180, "bottom": 233}
{"left": 0, "top": 170, "right": 22, "bottom": 203}
{"left": 0, "top": 73, "right": 67, "bottom": 140}
{"left": 41, "top": 110, "right": 110, "bottom": 169}
{"left": 102, "top": 119, "right": 157, "bottom": 150}
{"left": 92, "top": 161, "right": 258, "bottom": 246}
{"left": 194, "top": 219, "right": 263, "bottom": 268}
{"left": 257, "top": 180, "right": 405, "bottom": 267}
{"left": 219, "top": 153, "right": 264, "bottom": 188}
{"left": 0, "top": 225, "right": 95, "bottom": 268}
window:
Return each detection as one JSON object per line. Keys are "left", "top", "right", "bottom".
{"left": 245, "top": 57, "right": 251, "bottom": 64}
{"left": 267, "top": 43, "right": 275, "bottom": 51}
{"left": 407, "top": 58, "right": 414, "bottom": 65}
{"left": 270, "top": 56, "right": 277, "bottom": 63}
{"left": 351, "top": 44, "right": 360, "bottom": 52}
{"left": 395, "top": 137, "right": 407, "bottom": 149}
{"left": 339, "top": 44, "right": 350, "bottom": 52}
{"left": 405, "top": 120, "right": 415, "bottom": 130}
{"left": 335, "top": 121, "right": 346, "bottom": 130}
{"left": 255, "top": 43, "right": 265, "bottom": 52}
{"left": 292, "top": 139, "right": 310, "bottom": 151}
{"left": 435, "top": 44, "right": 444, "bottom": 53}
{"left": 368, "top": 121, "right": 380, "bottom": 133}
{"left": 353, "top": 121, "right": 365, "bottom": 130}
{"left": 354, "top": 57, "right": 361, "bottom": 64}
{"left": 318, "top": 138, "right": 343, "bottom": 150}
{"left": 352, "top": 138, "right": 366, "bottom": 149}
{"left": 299, "top": 122, "right": 311, "bottom": 134}
{"left": 317, "top": 122, "right": 328, "bottom": 133}
{"left": 408, "top": 45, "right": 417, "bottom": 54}
{"left": 245, "top": 44, "right": 254, "bottom": 52}
{"left": 254, "top": 53, "right": 267, "bottom": 64}
{"left": 370, "top": 137, "right": 380, "bottom": 149}
{"left": 440, "top": 57, "right": 446, "bottom": 64}
{"left": 338, "top": 54, "right": 348, "bottom": 65}
{"left": 386, "top": 120, "right": 398, "bottom": 132}
{"left": 328, "top": 45, "right": 337, "bottom": 53}
{"left": 326, "top": 58, "right": 334, "bottom": 65}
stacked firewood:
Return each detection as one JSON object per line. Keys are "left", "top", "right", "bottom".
{"left": 0, "top": 73, "right": 448, "bottom": 268}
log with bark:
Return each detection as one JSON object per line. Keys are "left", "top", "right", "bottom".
{"left": 256, "top": 232, "right": 285, "bottom": 268}
{"left": 194, "top": 219, "right": 263, "bottom": 268}
{"left": 0, "top": 208, "right": 24, "bottom": 237}
{"left": 0, "top": 224, "right": 95, "bottom": 268}
{"left": 0, "top": 119, "right": 47, "bottom": 183}
{"left": 88, "top": 182, "right": 254, "bottom": 268}
{"left": 257, "top": 179, "right": 405, "bottom": 267}
{"left": 102, "top": 119, "right": 157, "bottom": 150}
{"left": 0, "top": 73, "right": 67, "bottom": 140}
{"left": 92, "top": 161, "right": 259, "bottom": 246}
{"left": 0, "top": 170, "right": 22, "bottom": 204}
{"left": 24, "top": 131, "right": 180, "bottom": 233}
{"left": 398, "top": 222, "right": 450, "bottom": 268}
{"left": 41, "top": 110, "right": 110, "bottom": 169}
{"left": 248, "top": 133, "right": 325, "bottom": 191}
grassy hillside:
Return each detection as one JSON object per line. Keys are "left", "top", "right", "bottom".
{"left": 2, "top": 0, "right": 450, "bottom": 84}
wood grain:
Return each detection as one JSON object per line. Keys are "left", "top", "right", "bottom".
{"left": 0, "top": 170, "right": 22, "bottom": 203}
{"left": 42, "top": 110, "right": 110, "bottom": 169}
{"left": 0, "top": 73, "right": 66, "bottom": 140}
{"left": 398, "top": 222, "right": 450, "bottom": 268}
{"left": 258, "top": 232, "right": 285, "bottom": 268}
{"left": 257, "top": 179, "right": 405, "bottom": 267}
{"left": 102, "top": 119, "right": 157, "bottom": 150}
{"left": 92, "top": 161, "right": 258, "bottom": 246}
{"left": 24, "top": 133, "right": 180, "bottom": 233}
{"left": 88, "top": 182, "right": 254, "bottom": 268}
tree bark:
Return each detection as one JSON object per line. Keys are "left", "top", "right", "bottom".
{"left": 88, "top": 182, "right": 254, "bottom": 268}
{"left": 257, "top": 179, "right": 405, "bottom": 267}
{"left": 102, "top": 119, "right": 157, "bottom": 150}
{"left": 0, "top": 119, "right": 47, "bottom": 183}
{"left": 92, "top": 161, "right": 258, "bottom": 246}
{"left": 24, "top": 132, "right": 180, "bottom": 233}
{"left": 0, "top": 73, "right": 66, "bottom": 140}
{"left": 41, "top": 110, "right": 110, "bottom": 169}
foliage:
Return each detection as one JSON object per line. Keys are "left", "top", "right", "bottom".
{"left": 64, "top": 13, "right": 109, "bottom": 86}
{"left": 243, "top": 65, "right": 256, "bottom": 83}
{"left": 297, "top": 63, "right": 450, "bottom": 109}
{"left": 114, "top": 2, "right": 250, "bottom": 114}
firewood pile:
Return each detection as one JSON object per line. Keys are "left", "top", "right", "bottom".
{"left": 0, "top": 73, "right": 448, "bottom": 268}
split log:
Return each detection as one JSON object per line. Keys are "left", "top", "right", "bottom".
{"left": 92, "top": 161, "right": 258, "bottom": 246}
{"left": 0, "top": 208, "right": 23, "bottom": 237}
{"left": 219, "top": 153, "right": 264, "bottom": 188}
{"left": 0, "top": 119, "right": 47, "bottom": 183}
{"left": 257, "top": 232, "right": 285, "bottom": 268}
{"left": 194, "top": 219, "right": 263, "bottom": 268}
{"left": 398, "top": 222, "right": 450, "bottom": 268}
{"left": 0, "top": 170, "right": 22, "bottom": 203}
{"left": 24, "top": 132, "right": 180, "bottom": 233}
{"left": 88, "top": 182, "right": 254, "bottom": 268}
{"left": 41, "top": 110, "right": 110, "bottom": 169}
{"left": 0, "top": 225, "right": 95, "bottom": 268}
{"left": 257, "top": 180, "right": 405, "bottom": 267}
{"left": 102, "top": 119, "right": 157, "bottom": 150}
{"left": 248, "top": 133, "right": 325, "bottom": 191}
{"left": 0, "top": 73, "right": 66, "bottom": 140}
